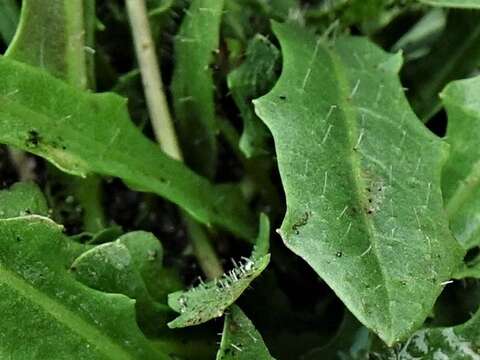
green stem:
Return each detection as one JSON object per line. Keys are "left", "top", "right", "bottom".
{"left": 125, "top": 0, "right": 182, "bottom": 161}
{"left": 65, "top": 0, "right": 105, "bottom": 232}
{"left": 126, "top": 0, "right": 223, "bottom": 279}
{"left": 64, "top": 0, "right": 88, "bottom": 89}
{"left": 8, "top": 148, "right": 36, "bottom": 181}
{"left": 71, "top": 176, "right": 105, "bottom": 233}
{"left": 183, "top": 214, "right": 223, "bottom": 279}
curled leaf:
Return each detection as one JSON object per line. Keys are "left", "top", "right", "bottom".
{"left": 168, "top": 215, "right": 270, "bottom": 328}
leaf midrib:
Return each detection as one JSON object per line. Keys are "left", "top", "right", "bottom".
{"left": 324, "top": 44, "right": 393, "bottom": 337}
{"left": 0, "top": 259, "right": 136, "bottom": 359}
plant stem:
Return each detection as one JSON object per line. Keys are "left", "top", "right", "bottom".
{"left": 64, "top": 0, "right": 88, "bottom": 89}
{"left": 8, "top": 148, "right": 36, "bottom": 181}
{"left": 126, "top": 0, "right": 223, "bottom": 279}
{"left": 65, "top": 0, "right": 105, "bottom": 233}
{"left": 125, "top": 0, "right": 182, "bottom": 161}
{"left": 183, "top": 215, "right": 223, "bottom": 279}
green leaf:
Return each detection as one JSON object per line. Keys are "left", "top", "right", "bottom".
{"left": 7, "top": 0, "right": 104, "bottom": 232}
{"left": 0, "top": 215, "right": 167, "bottom": 359}
{"left": 71, "top": 231, "right": 163, "bottom": 301}
{"left": 254, "top": 22, "right": 463, "bottom": 345}
{"left": 216, "top": 305, "right": 275, "bottom": 360}
{"left": 71, "top": 231, "right": 172, "bottom": 332}
{"left": 7, "top": 0, "right": 94, "bottom": 89}
{"left": 167, "top": 215, "right": 270, "bottom": 328}
{"left": 0, "top": 182, "right": 48, "bottom": 218}
{"left": 171, "top": 0, "right": 224, "bottom": 177}
{"left": 378, "top": 310, "right": 480, "bottom": 359}
{"left": 418, "top": 0, "right": 480, "bottom": 8}
{"left": 0, "top": 181, "right": 88, "bottom": 262}
{"left": 442, "top": 75, "right": 480, "bottom": 249}
{"left": 0, "top": 56, "right": 255, "bottom": 239}
{"left": 227, "top": 34, "right": 279, "bottom": 158}
{"left": 402, "top": 10, "right": 480, "bottom": 121}
{"left": 0, "top": 0, "right": 19, "bottom": 44}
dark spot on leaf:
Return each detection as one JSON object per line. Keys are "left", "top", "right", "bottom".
{"left": 26, "top": 130, "right": 41, "bottom": 147}
{"left": 279, "top": 95, "right": 287, "bottom": 100}
{"left": 336, "top": 251, "right": 343, "bottom": 258}
{"left": 292, "top": 211, "right": 312, "bottom": 234}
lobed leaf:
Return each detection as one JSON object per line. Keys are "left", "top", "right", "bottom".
{"left": 254, "top": 22, "right": 463, "bottom": 345}
{"left": 0, "top": 56, "right": 255, "bottom": 239}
